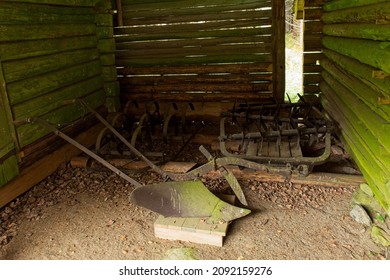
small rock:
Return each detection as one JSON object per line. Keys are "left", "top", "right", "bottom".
{"left": 350, "top": 204, "right": 372, "bottom": 227}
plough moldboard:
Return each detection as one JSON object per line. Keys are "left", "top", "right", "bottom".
{"left": 25, "top": 97, "right": 333, "bottom": 226}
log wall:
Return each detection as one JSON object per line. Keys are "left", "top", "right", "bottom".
{"left": 115, "top": 0, "right": 285, "bottom": 102}
{"left": 321, "top": 0, "right": 390, "bottom": 213}
{"left": 303, "top": 0, "right": 326, "bottom": 95}
{"left": 0, "top": 0, "right": 117, "bottom": 187}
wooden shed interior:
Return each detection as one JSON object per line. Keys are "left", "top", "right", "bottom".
{"left": 0, "top": 0, "right": 389, "bottom": 221}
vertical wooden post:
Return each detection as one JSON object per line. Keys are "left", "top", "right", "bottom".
{"left": 272, "top": 0, "right": 286, "bottom": 103}
{"left": 116, "top": 0, "right": 123, "bottom": 27}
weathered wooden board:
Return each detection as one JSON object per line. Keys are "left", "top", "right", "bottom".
{"left": 7, "top": 60, "right": 102, "bottom": 105}
{"left": 323, "top": 0, "right": 388, "bottom": 11}
{"left": 16, "top": 89, "right": 105, "bottom": 148}
{"left": 3, "top": 48, "right": 99, "bottom": 83}
{"left": 0, "top": 35, "right": 97, "bottom": 61}
{"left": 322, "top": 36, "right": 390, "bottom": 74}
{"left": 322, "top": 3, "right": 390, "bottom": 23}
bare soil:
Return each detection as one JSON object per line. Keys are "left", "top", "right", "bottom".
{"left": 0, "top": 160, "right": 388, "bottom": 260}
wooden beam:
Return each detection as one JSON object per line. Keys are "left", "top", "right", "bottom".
{"left": 272, "top": 0, "right": 285, "bottom": 103}
{"left": 0, "top": 123, "right": 105, "bottom": 209}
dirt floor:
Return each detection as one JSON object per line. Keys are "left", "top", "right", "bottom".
{"left": 0, "top": 156, "right": 388, "bottom": 260}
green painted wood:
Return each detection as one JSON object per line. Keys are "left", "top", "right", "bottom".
{"left": 0, "top": 23, "right": 96, "bottom": 42}
{"left": 96, "top": 26, "right": 113, "bottom": 39}
{"left": 321, "top": 87, "right": 390, "bottom": 213}
{"left": 95, "top": 14, "right": 113, "bottom": 26}
{"left": 100, "top": 53, "right": 116, "bottom": 66}
{"left": 322, "top": 36, "right": 390, "bottom": 74}
{"left": 13, "top": 75, "right": 104, "bottom": 121}
{"left": 322, "top": 3, "right": 390, "bottom": 23}
{"left": 102, "top": 66, "right": 118, "bottom": 82}
{"left": 16, "top": 89, "right": 105, "bottom": 148}
{"left": 7, "top": 59, "right": 102, "bottom": 105}
{"left": 323, "top": 49, "right": 390, "bottom": 98}
{"left": 105, "top": 96, "right": 121, "bottom": 113}
{"left": 0, "top": 2, "right": 95, "bottom": 24}
{"left": 98, "top": 38, "right": 116, "bottom": 53}
{"left": 3, "top": 48, "right": 99, "bottom": 83}
{"left": 0, "top": 35, "right": 97, "bottom": 61}
{"left": 321, "top": 68, "right": 390, "bottom": 155}
{"left": 104, "top": 81, "right": 120, "bottom": 97}
{"left": 321, "top": 57, "right": 390, "bottom": 122}
{"left": 5, "top": 0, "right": 100, "bottom": 7}
{"left": 0, "top": 155, "right": 19, "bottom": 187}
{"left": 324, "top": 0, "right": 388, "bottom": 12}
{"left": 323, "top": 23, "right": 390, "bottom": 41}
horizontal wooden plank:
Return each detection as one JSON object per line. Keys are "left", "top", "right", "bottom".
{"left": 3, "top": 0, "right": 99, "bottom": 7}
{"left": 116, "top": 43, "right": 272, "bottom": 59}
{"left": 323, "top": 23, "right": 390, "bottom": 41}
{"left": 304, "top": 35, "right": 323, "bottom": 51}
{"left": 0, "top": 2, "right": 95, "bottom": 24}
{"left": 321, "top": 69, "right": 390, "bottom": 152}
{"left": 0, "top": 23, "right": 96, "bottom": 42}
{"left": 0, "top": 122, "right": 105, "bottom": 209}
{"left": 13, "top": 75, "right": 104, "bottom": 121}
{"left": 115, "top": 18, "right": 272, "bottom": 37}
{"left": 304, "top": 21, "right": 324, "bottom": 33}
{"left": 16, "top": 89, "right": 105, "bottom": 148}
{"left": 115, "top": 27, "right": 271, "bottom": 42}
{"left": 303, "top": 64, "right": 322, "bottom": 73}
{"left": 8, "top": 59, "right": 102, "bottom": 105}
{"left": 322, "top": 3, "right": 390, "bottom": 23}
{"left": 116, "top": 35, "right": 272, "bottom": 51}
{"left": 121, "top": 82, "right": 272, "bottom": 94}
{"left": 116, "top": 53, "right": 273, "bottom": 67}
{"left": 121, "top": 74, "right": 272, "bottom": 87}
{"left": 321, "top": 58, "right": 390, "bottom": 121}
{"left": 323, "top": 49, "right": 390, "bottom": 97}
{"left": 304, "top": 0, "right": 327, "bottom": 7}
{"left": 304, "top": 73, "right": 322, "bottom": 84}
{"left": 303, "top": 84, "right": 321, "bottom": 94}
{"left": 0, "top": 35, "right": 97, "bottom": 61}
{"left": 123, "top": 0, "right": 271, "bottom": 14}
{"left": 117, "top": 64, "right": 273, "bottom": 76}
{"left": 322, "top": 36, "right": 390, "bottom": 74}
{"left": 124, "top": 9, "right": 272, "bottom": 26}
{"left": 303, "top": 52, "right": 323, "bottom": 64}
{"left": 122, "top": 92, "right": 272, "bottom": 102}
{"left": 323, "top": 0, "right": 388, "bottom": 12}
{"left": 3, "top": 48, "right": 99, "bottom": 83}
{"left": 304, "top": 8, "right": 323, "bottom": 20}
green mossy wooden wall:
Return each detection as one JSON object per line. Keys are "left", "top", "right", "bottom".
{"left": 320, "top": 0, "right": 390, "bottom": 213}
{"left": 0, "top": 0, "right": 118, "bottom": 187}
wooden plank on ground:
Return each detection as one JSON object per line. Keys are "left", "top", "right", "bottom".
{"left": 0, "top": 123, "right": 104, "bottom": 209}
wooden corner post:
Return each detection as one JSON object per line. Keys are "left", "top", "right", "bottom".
{"left": 272, "top": 0, "right": 286, "bottom": 103}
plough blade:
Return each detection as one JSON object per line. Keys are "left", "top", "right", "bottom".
{"left": 130, "top": 181, "right": 251, "bottom": 223}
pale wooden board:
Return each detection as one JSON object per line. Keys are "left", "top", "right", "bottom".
{"left": 161, "top": 161, "right": 197, "bottom": 173}
{"left": 154, "top": 226, "right": 223, "bottom": 247}
{"left": 280, "top": 141, "right": 292, "bottom": 157}
{"left": 268, "top": 141, "right": 280, "bottom": 157}
{"left": 258, "top": 140, "right": 269, "bottom": 156}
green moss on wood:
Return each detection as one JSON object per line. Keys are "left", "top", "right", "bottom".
{"left": 322, "top": 3, "right": 390, "bottom": 23}
{"left": 0, "top": 155, "right": 19, "bottom": 187}
{"left": 324, "top": 0, "right": 388, "bottom": 12}
{"left": 322, "top": 36, "right": 390, "bottom": 74}
{"left": 323, "top": 23, "right": 390, "bottom": 41}
{"left": 7, "top": 60, "right": 102, "bottom": 105}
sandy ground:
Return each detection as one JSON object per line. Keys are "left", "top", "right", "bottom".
{"left": 0, "top": 162, "right": 388, "bottom": 260}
